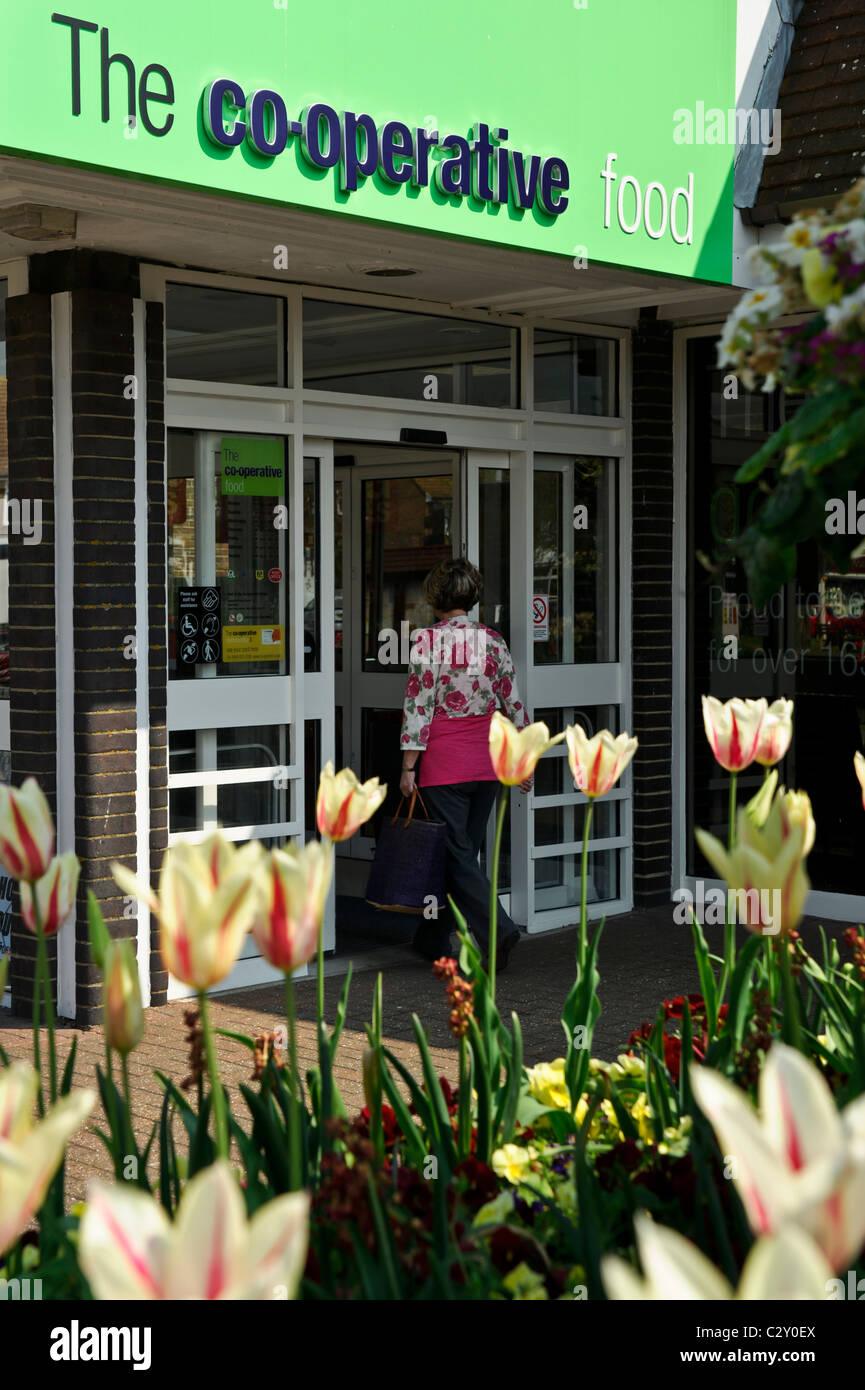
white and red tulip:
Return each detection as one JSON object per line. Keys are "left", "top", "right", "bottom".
{"left": 754, "top": 698, "right": 794, "bottom": 767}
{"left": 79, "top": 1160, "right": 309, "bottom": 1300}
{"left": 695, "top": 788, "right": 812, "bottom": 936}
{"left": 691, "top": 1043, "right": 865, "bottom": 1271}
{"left": 0, "top": 778, "right": 55, "bottom": 883}
{"left": 565, "top": 725, "right": 638, "bottom": 799}
{"left": 250, "top": 840, "right": 333, "bottom": 974}
{"left": 0, "top": 1063, "right": 94, "bottom": 1255}
{"left": 316, "top": 762, "right": 387, "bottom": 841}
{"left": 20, "top": 852, "right": 80, "bottom": 936}
{"left": 701, "top": 696, "right": 767, "bottom": 773}
{"left": 489, "top": 713, "right": 565, "bottom": 786}
{"left": 112, "top": 832, "right": 262, "bottom": 992}
{"left": 602, "top": 1210, "right": 833, "bottom": 1300}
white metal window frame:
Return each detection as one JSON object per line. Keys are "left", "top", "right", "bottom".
{"left": 141, "top": 262, "right": 632, "bottom": 941}
{"left": 672, "top": 322, "right": 865, "bottom": 926}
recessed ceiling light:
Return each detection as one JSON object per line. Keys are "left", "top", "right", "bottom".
{"left": 363, "top": 266, "right": 418, "bottom": 278}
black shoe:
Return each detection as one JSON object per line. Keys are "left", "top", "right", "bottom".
{"left": 413, "top": 929, "right": 455, "bottom": 963}
{"left": 484, "top": 932, "right": 520, "bottom": 973}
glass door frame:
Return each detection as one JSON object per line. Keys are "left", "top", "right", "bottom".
{"left": 335, "top": 449, "right": 461, "bottom": 861}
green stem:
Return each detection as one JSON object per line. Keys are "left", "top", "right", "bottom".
{"left": 32, "top": 895, "right": 57, "bottom": 1105}
{"left": 317, "top": 839, "right": 330, "bottom": 1027}
{"left": 104, "top": 1041, "right": 122, "bottom": 1179}
{"left": 488, "top": 785, "right": 508, "bottom": 1003}
{"left": 778, "top": 935, "right": 803, "bottom": 1051}
{"left": 285, "top": 972, "right": 302, "bottom": 1191}
{"left": 458, "top": 1035, "right": 470, "bottom": 1155}
{"left": 579, "top": 801, "right": 594, "bottom": 974}
{"left": 31, "top": 931, "right": 44, "bottom": 1117}
{"left": 724, "top": 772, "right": 738, "bottom": 978}
{"left": 198, "top": 991, "right": 229, "bottom": 1160}
{"left": 120, "top": 1052, "right": 138, "bottom": 1183}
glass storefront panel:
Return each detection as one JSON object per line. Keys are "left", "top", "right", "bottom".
{"left": 168, "top": 429, "right": 288, "bottom": 679}
{"left": 169, "top": 725, "right": 289, "bottom": 837}
{"left": 303, "top": 298, "right": 517, "bottom": 407}
{"left": 477, "top": 466, "right": 510, "bottom": 644}
{"left": 166, "top": 284, "right": 285, "bottom": 386}
{"left": 303, "top": 458, "right": 320, "bottom": 672}
{"left": 361, "top": 473, "right": 453, "bottom": 673}
{"left": 533, "top": 456, "right": 618, "bottom": 665}
{"left": 534, "top": 329, "right": 619, "bottom": 416}
{"left": 687, "top": 335, "right": 862, "bottom": 893}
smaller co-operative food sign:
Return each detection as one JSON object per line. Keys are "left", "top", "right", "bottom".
{"left": 178, "top": 586, "right": 222, "bottom": 669}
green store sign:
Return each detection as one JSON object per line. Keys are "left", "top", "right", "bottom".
{"left": 220, "top": 438, "right": 284, "bottom": 496}
{"left": 0, "top": 3, "right": 737, "bottom": 281}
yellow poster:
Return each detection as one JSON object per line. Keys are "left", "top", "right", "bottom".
{"left": 222, "top": 625, "right": 285, "bottom": 663}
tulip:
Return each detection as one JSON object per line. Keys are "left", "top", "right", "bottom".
{"left": 602, "top": 1211, "right": 833, "bottom": 1300}
{"left": 565, "top": 725, "right": 638, "bottom": 798}
{"left": 855, "top": 750, "right": 865, "bottom": 810}
{"left": 0, "top": 1063, "right": 94, "bottom": 1255}
{"left": 691, "top": 1043, "right": 865, "bottom": 1271}
{"left": 112, "top": 832, "right": 261, "bottom": 992}
{"left": 0, "top": 778, "right": 55, "bottom": 882}
{"left": 754, "top": 698, "right": 794, "bottom": 767}
{"left": 695, "top": 797, "right": 810, "bottom": 937}
{"left": 489, "top": 712, "right": 565, "bottom": 786}
{"left": 20, "top": 852, "right": 80, "bottom": 936}
{"left": 701, "top": 695, "right": 767, "bottom": 773}
{"left": 103, "top": 938, "right": 144, "bottom": 1055}
{"left": 250, "top": 840, "right": 333, "bottom": 974}
{"left": 79, "top": 1160, "right": 309, "bottom": 1300}
{"left": 316, "top": 762, "right": 387, "bottom": 841}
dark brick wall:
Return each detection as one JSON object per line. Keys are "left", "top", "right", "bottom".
{"left": 631, "top": 310, "right": 674, "bottom": 906}
{"left": 71, "top": 287, "right": 138, "bottom": 1024}
{"left": 146, "top": 302, "right": 168, "bottom": 1007}
{"left": 7, "top": 294, "right": 57, "bottom": 1014}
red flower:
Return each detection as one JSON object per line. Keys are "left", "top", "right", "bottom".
{"left": 420, "top": 725, "right": 431, "bottom": 744}
{"left": 499, "top": 677, "right": 512, "bottom": 698}
{"left": 484, "top": 655, "right": 497, "bottom": 678}
{"left": 445, "top": 690, "right": 467, "bottom": 711}
{"left": 406, "top": 674, "right": 420, "bottom": 697}
{"left": 421, "top": 669, "right": 434, "bottom": 689}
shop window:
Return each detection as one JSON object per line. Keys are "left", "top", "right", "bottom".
{"left": 686, "top": 335, "right": 860, "bottom": 894}
{"left": 533, "top": 456, "right": 618, "bottom": 665}
{"left": 166, "top": 284, "right": 285, "bottom": 386}
{"left": 534, "top": 329, "right": 619, "bottom": 416}
{"left": 304, "top": 720, "right": 321, "bottom": 844}
{"left": 302, "top": 298, "right": 517, "bottom": 407}
{"left": 168, "top": 429, "right": 289, "bottom": 679}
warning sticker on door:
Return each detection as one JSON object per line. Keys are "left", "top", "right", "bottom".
{"left": 222, "top": 625, "right": 285, "bottom": 662}
{"left": 532, "top": 595, "right": 549, "bottom": 641}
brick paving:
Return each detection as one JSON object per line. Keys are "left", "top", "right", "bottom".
{"left": 0, "top": 906, "right": 851, "bottom": 1200}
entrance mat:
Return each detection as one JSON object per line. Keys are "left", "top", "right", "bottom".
{"left": 335, "top": 894, "right": 419, "bottom": 953}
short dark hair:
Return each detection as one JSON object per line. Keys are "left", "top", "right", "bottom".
{"left": 423, "top": 557, "right": 483, "bottom": 612}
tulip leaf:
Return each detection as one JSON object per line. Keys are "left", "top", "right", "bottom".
{"left": 86, "top": 890, "right": 111, "bottom": 971}
{"left": 60, "top": 1035, "right": 78, "bottom": 1096}
{"left": 214, "top": 1027, "right": 256, "bottom": 1053}
{"left": 378, "top": 1057, "right": 427, "bottom": 1166}
{"left": 158, "top": 1086, "right": 179, "bottom": 1215}
{"left": 728, "top": 934, "right": 763, "bottom": 1051}
{"left": 331, "top": 964, "right": 354, "bottom": 1053}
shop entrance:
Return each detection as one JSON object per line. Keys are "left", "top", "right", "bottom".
{"left": 332, "top": 444, "right": 460, "bottom": 900}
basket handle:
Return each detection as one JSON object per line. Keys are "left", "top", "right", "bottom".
{"left": 390, "top": 787, "right": 431, "bottom": 826}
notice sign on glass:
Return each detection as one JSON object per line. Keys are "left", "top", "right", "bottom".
{"left": 221, "top": 437, "right": 285, "bottom": 496}
{"left": 222, "top": 625, "right": 284, "bottom": 663}
{"left": 178, "top": 586, "right": 222, "bottom": 669}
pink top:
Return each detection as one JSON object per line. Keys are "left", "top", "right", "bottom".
{"left": 419, "top": 713, "right": 495, "bottom": 787}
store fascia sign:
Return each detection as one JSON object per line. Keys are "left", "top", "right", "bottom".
{"left": 0, "top": 5, "right": 737, "bottom": 282}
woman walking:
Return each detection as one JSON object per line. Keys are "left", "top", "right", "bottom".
{"left": 399, "top": 557, "right": 531, "bottom": 966}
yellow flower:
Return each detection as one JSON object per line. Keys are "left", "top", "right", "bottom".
{"left": 491, "top": 1144, "right": 538, "bottom": 1185}
{"left": 525, "top": 1059, "right": 570, "bottom": 1110}
{"left": 801, "top": 248, "right": 842, "bottom": 308}
{"left": 630, "top": 1092, "right": 656, "bottom": 1145}
{"left": 502, "top": 1262, "right": 548, "bottom": 1300}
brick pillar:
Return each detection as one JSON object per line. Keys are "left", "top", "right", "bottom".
{"left": 146, "top": 302, "right": 168, "bottom": 1007}
{"left": 631, "top": 309, "right": 674, "bottom": 906}
{"left": 6, "top": 252, "right": 167, "bottom": 1023}
{"left": 7, "top": 293, "right": 57, "bottom": 1015}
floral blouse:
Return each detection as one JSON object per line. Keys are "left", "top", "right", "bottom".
{"left": 400, "top": 617, "right": 527, "bottom": 750}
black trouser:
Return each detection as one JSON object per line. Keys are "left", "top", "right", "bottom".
{"left": 416, "top": 780, "right": 519, "bottom": 954}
